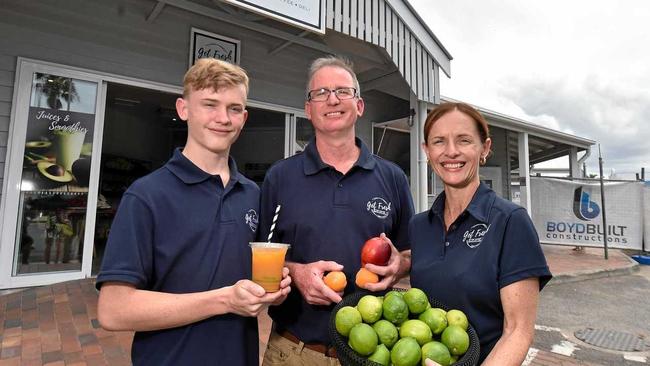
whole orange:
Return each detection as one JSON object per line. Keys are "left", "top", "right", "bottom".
{"left": 355, "top": 268, "right": 380, "bottom": 288}
{"left": 323, "top": 271, "right": 347, "bottom": 292}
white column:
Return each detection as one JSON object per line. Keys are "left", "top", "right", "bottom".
{"left": 408, "top": 96, "right": 429, "bottom": 213}
{"left": 409, "top": 94, "right": 419, "bottom": 210}
{"left": 518, "top": 132, "right": 532, "bottom": 216}
{"left": 417, "top": 101, "right": 428, "bottom": 212}
{"left": 569, "top": 146, "right": 580, "bottom": 178}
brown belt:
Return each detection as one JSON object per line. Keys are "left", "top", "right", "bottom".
{"left": 277, "top": 329, "right": 338, "bottom": 358}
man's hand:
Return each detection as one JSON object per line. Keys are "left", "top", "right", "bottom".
{"left": 228, "top": 270, "right": 291, "bottom": 316}
{"left": 288, "top": 260, "right": 344, "bottom": 305}
{"left": 271, "top": 267, "right": 292, "bottom": 305}
{"left": 362, "top": 233, "right": 410, "bottom": 292}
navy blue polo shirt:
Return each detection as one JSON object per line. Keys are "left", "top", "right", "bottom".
{"left": 96, "top": 148, "right": 261, "bottom": 366}
{"left": 409, "top": 183, "right": 552, "bottom": 362}
{"left": 259, "top": 137, "right": 414, "bottom": 345}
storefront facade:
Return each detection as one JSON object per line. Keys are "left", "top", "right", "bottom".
{"left": 0, "top": 0, "right": 452, "bottom": 288}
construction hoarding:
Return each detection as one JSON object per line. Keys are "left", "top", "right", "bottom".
{"left": 531, "top": 177, "right": 644, "bottom": 250}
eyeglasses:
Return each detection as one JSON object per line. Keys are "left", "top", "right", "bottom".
{"left": 307, "top": 87, "right": 358, "bottom": 102}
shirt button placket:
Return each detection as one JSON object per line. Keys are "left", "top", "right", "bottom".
{"left": 334, "top": 180, "right": 347, "bottom": 205}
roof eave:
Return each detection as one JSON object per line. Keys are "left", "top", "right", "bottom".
{"left": 440, "top": 96, "right": 596, "bottom": 149}
{"left": 387, "top": 0, "right": 453, "bottom": 76}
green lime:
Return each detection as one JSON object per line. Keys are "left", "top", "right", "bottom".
{"left": 391, "top": 337, "right": 422, "bottom": 366}
{"left": 368, "top": 343, "right": 391, "bottom": 366}
{"left": 432, "top": 307, "right": 447, "bottom": 318}
{"left": 421, "top": 341, "right": 452, "bottom": 366}
{"left": 399, "top": 319, "right": 433, "bottom": 346}
{"left": 403, "top": 288, "right": 429, "bottom": 315}
{"left": 450, "top": 354, "right": 458, "bottom": 364}
{"left": 348, "top": 323, "right": 378, "bottom": 356}
{"left": 418, "top": 308, "right": 448, "bottom": 335}
{"left": 441, "top": 325, "right": 469, "bottom": 356}
{"left": 335, "top": 306, "right": 362, "bottom": 337}
{"left": 357, "top": 295, "right": 383, "bottom": 324}
{"left": 385, "top": 289, "right": 404, "bottom": 299}
{"left": 382, "top": 294, "right": 409, "bottom": 325}
{"left": 446, "top": 309, "right": 469, "bottom": 331}
{"left": 372, "top": 319, "right": 399, "bottom": 349}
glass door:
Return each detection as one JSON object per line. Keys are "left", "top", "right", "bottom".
{"left": 230, "top": 107, "right": 287, "bottom": 185}
{"left": 372, "top": 120, "right": 411, "bottom": 178}
{"left": 0, "top": 60, "right": 104, "bottom": 288}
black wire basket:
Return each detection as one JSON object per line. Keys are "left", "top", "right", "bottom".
{"left": 328, "top": 289, "right": 480, "bottom": 366}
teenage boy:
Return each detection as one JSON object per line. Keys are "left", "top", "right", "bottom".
{"left": 97, "top": 58, "right": 291, "bottom": 366}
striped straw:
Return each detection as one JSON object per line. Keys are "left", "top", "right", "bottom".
{"left": 267, "top": 204, "right": 281, "bottom": 242}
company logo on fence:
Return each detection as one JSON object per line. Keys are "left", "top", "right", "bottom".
{"left": 573, "top": 187, "right": 600, "bottom": 221}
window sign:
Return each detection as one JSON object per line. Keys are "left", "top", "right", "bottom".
{"left": 189, "top": 28, "right": 241, "bottom": 67}
{"left": 14, "top": 72, "right": 97, "bottom": 275}
{"left": 22, "top": 73, "right": 95, "bottom": 192}
{"left": 223, "top": 0, "right": 325, "bottom": 34}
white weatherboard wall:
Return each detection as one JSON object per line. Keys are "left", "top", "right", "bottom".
{"left": 325, "top": 0, "right": 447, "bottom": 103}
{"left": 0, "top": 55, "right": 14, "bottom": 206}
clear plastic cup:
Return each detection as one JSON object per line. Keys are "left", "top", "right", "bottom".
{"left": 249, "top": 242, "right": 290, "bottom": 292}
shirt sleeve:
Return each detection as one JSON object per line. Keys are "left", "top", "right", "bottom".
{"left": 392, "top": 170, "right": 415, "bottom": 251}
{"left": 498, "top": 208, "right": 553, "bottom": 290}
{"left": 95, "top": 192, "right": 154, "bottom": 290}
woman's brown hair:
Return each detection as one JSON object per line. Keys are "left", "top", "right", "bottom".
{"left": 423, "top": 102, "right": 490, "bottom": 144}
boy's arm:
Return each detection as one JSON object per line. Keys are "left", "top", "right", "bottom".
{"left": 98, "top": 269, "right": 291, "bottom": 332}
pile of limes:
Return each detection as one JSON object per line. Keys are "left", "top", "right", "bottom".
{"left": 334, "top": 288, "right": 471, "bottom": 366}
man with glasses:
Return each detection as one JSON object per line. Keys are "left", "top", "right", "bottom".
{"left": 259, "top": 56, "right": 414, "bottom": 365}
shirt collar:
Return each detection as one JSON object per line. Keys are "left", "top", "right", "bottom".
{"left": 303, "top": 136, "right": 376, "bottom": 175}
{"left": 429, "top": 182, "right": 495, "bottom": 223}
{"left": 166, "top": 148, "right": 248, "bottom": 187}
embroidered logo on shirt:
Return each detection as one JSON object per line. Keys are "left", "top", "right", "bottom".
{"left": 366, "top": 197, "right": 392, "bottom": 219}
{"left": 245, "top": 209, "right": 258, "bottom": 232}
{"left": 462, "top": 223, "right": 490, "bottom": 248}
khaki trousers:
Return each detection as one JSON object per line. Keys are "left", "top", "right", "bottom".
{"left": 261, "top": 331, "right": 340, "bottom": 366}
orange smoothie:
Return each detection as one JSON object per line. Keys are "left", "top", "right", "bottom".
{"left": 250, "top": 242, "right": 289, "bottom": 292}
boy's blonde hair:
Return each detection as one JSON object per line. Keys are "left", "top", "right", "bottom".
{"left": 183, "top": 58, "right": 249, "bottom": 98}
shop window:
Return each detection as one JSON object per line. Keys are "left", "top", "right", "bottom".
{"left": 14, "top": 73, "right": 98, "bottom": 274}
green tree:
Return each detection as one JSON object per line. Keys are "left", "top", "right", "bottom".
{"left": 35, "top": 73, "right": 78, "bottom": 110}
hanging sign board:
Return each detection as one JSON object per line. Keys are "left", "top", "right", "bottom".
{"left": 222, "top": 0, "right": 325, "bottom": 34}
{"left": 189, "top": 28, "right": 241, "bottom": 67}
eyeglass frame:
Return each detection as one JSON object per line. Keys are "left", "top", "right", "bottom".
{"left": 306, "top": 87, "right": 359, "bottom": 102}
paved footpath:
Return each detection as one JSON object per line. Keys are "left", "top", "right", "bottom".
{"left": 0, "top": 280, "right": 131, "bottom": 366}
{"left": 0, "top": 245, "right": 644, "bottom": 365}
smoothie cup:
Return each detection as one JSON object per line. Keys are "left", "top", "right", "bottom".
{"left": 54, "top": 130, "right": 86, "bottom": 171}
{"left": 250, "top": 242, "right": 290, "bottom": 292}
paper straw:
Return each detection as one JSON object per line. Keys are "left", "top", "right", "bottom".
{"left": 267, "top": 204, "right": 281, "bottom": 242}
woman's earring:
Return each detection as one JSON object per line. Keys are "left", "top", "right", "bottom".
{"left": 480, "top": 156, "right": 486, "bottom": 165}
